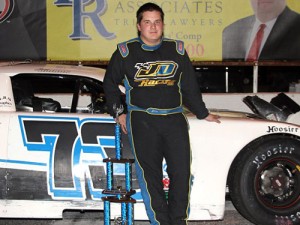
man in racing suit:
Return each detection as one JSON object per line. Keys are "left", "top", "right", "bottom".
{"left": 103, "top": 3, "right": 220, "bottom": 225}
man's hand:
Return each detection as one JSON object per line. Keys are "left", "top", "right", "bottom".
{"left": 117, "top": 114, "right": 128, "bottom": 134}
{"left": 205, "top": 113, "right": 221, "bottom": 123}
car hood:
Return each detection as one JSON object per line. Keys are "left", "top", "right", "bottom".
{"left": 184, "top": 107, "right": 262, "bottom": 119}
{"left": 209, "top": 108, "right": 263, "bottom": 119}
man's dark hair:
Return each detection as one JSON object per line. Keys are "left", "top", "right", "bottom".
{"left": 136, "top": 2, "right": 164, "bottom": 24}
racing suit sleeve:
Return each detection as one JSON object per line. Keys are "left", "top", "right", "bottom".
{"left": 180, "top": 52, "right": 209, "bottom": 119}
{"left": 103, "top": 49, "right": 126, "bottom": 117}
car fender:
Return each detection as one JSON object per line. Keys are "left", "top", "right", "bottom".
{"left": 187, "top": 116, "right": 300, "bottom": 220}
{"left": 0, "top": 76, "right": 15, "bottom": 112}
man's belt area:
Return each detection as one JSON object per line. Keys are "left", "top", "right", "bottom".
{"left": 127, "top": 105, "right": 183, "bottom": 115}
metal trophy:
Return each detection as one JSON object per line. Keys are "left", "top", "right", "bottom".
{"left": 102, "top": 104, "right": 136, "bottom": 225}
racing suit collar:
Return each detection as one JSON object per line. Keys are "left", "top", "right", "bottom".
{"left": 138, "top": 36, "right": 163, "bottom": 51}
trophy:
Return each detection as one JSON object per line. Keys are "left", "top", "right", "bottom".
{"left": 102, "top": 104, "right": 136, "bottom": 225}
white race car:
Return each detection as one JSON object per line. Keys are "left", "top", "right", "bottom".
{"left": 0, "top": 62, "right": 300, "bottom": 225}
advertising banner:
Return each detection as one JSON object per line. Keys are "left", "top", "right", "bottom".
{"left": 1, "top": 0, "right": 300, "bottom": 62}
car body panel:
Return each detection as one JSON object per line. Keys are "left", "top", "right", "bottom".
{"left": 1, "top": 63, "right": 300, "bottom": 221}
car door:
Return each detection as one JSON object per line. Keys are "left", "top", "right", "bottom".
{"left": 6, "top": 73, "right": 121, "bottom": 202}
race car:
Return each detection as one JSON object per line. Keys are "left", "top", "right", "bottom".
{"left": 0, "top": 62, "right": 300, "bottom": 225}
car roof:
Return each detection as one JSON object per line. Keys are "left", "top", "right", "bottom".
{"left": 0, "top": 62, "right": 105, "bottom": 81}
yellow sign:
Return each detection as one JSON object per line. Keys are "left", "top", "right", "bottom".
{"left": 47, "top": 0, "right": 300, "bottom": 62}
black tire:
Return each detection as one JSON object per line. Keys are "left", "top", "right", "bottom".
{"left": 228, "top": 135, "right": 300, "bottom": 225}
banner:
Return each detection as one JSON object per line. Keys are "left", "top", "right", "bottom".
{"left": 1, "top": 0, "right": 300, "bottom": 62}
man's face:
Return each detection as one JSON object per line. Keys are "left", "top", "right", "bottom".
{"left": 250, "top": 0, "right": 286, "bottom": 21}
{"left": 137, "top": 10, "right": 164, "bottom": 46}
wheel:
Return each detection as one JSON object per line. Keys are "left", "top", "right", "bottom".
{"left": 228, "top": 135, "right": 300, "bottom": 225}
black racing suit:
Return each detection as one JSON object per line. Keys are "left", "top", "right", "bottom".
{"left": 103, "top": 37, "right": 209, "bottom": 225}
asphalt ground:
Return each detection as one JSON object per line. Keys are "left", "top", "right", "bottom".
{"left": 0, "top": 201, "right": 254, "bottom": 225}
